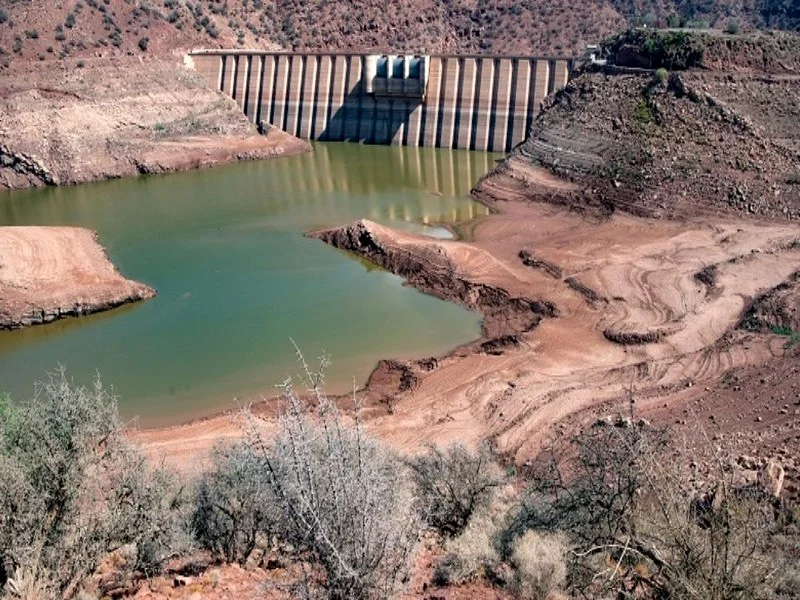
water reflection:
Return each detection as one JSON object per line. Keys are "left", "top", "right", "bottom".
{"left": 0, "top": 143, "right": 499, "bottom": 425}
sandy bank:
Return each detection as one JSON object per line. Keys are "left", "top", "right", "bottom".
{"left": 0, "top": 226, "right": 155, "bottom": 329}
{"left": 132, "top": 170, "right": 800, "bottom": 468}
{"left": 0, "top": 57, "right": 309, "bottom": 190}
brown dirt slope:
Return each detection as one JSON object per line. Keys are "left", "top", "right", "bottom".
{"left": 0, "top": 56, "right": 309, "bottom": 189}
{"left": 0, "top": 226, "right": 155, "bottom": 329}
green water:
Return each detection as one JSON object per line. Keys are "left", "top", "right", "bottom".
{"left": 0, "top": 143, "right": 497, "bottom": 426}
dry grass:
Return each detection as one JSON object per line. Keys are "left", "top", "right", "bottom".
{"left": 510, "top": 530, "right": 568, "bottom": 600}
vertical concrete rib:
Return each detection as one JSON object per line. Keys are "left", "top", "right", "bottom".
{"left": 531, "top": 59, "right": 550, "bottom": 122}
{"left": 406, "top": 103, "right": 423, "bottom": 147}
{"left": 233, "top": 55, "right": 249, "bottom": 110}
{"left": 357, "top": 58, "right": 377, "bottom": 143}
{"left": 313, "top": 56, "right": 332, "bottom": 139}
{"left": 391, "top": 99, "right": 406, "bottom": 146}
{"left": 327, "top": 56, "right": 347, "bottom": 141}
{"left": 473, "top": 58, "right": 494, "bottom": 151}
{"left": 509, "top": 59, "right": 531, "bottom": 148}
{"left": 421, "top": 57, "right": 443, "bottom": 147}
{"left": 455, "top": 58, "right": 476, "bottom": 150}
{"left": 491, "top": 58, "right": 513, "bottom": 152}
{"left": 299, "top": 55, "right": 318, "bottom": 139}
{"left": 244, "top": 56, "right": 262, "bottom": 122}
{"left": 553, "top": 59, "right": 570, "bottom": 92}
{"left": 258, "top": 55, "right": 276, "bottom": 126}
{"left": 271, "top": 55, "right": 290, "bottom": 130}
{"left": 438, "top": 57, "right": 460, "bottom": 149}
{"left": 343, "top": 56, "right": 362, "bottom": 141}
{"left": 222, "top": 55, "right": 237, "bottom": 98}
{"left": 284, "top": 55, "right": 305, "bottom": 136}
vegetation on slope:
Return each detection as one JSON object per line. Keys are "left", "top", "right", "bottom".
{"left": 1, "top": 365, "right": 798, "bottom": 598}
{"left": 0, "top": 0, "right": 798, "bottom": 69}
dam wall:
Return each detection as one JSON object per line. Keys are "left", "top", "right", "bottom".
{"left": 188, "top": 51, "right": 574, "bottom": 152}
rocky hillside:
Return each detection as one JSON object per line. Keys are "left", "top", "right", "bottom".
{"left": 0, "top": 0, "right": 798, "bottom": 68}
{"left": 0, "top": 57, "right": 309, "bottom": 189}
{"left": 476, "top": 31, "right": 800, "bottom": 222}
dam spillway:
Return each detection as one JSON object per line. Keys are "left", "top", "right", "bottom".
{"left": 187, "top": 51, "right": 574, "bottom": 152}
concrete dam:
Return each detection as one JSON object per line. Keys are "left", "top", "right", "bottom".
{"left": 187, "top": 51, "right": 574, "bottom": 152}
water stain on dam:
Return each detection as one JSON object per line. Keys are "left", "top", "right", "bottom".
{"left": 0, "top": 143, "right": 498, "bottom": 426}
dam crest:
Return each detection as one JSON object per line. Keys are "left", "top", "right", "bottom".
{"left": 188, "top": 51, "right": 574, "bottom": 152}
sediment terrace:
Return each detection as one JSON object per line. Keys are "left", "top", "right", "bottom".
{"left": 0, "top": 227, "right": 156, "bottom": 329}
{"left": 134, "top": 175, "right": 800, "bottom": 466}
{"left": 188, "top": 51, "right": 573, "bottom": 152}
{"left": 0, "top": 58, "right": 310, "bottom": 190}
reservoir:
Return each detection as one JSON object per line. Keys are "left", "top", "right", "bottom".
{"left": 0, "top": 143, "right": 496, "bottom": 425}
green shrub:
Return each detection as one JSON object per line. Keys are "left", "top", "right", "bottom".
{"left": 138, "top": 36, "right": 149, "bottom": 51}
{"left": 786, "top": 173, "right": 800, "bottom": 185}
{"left": 408, "top": 442, "right": 503, "bottom": 538}
{"left": 633, "top": 98, "right": 657, "bottom": 124}
{"left": 654, "top": 67, "right": 669, "bottom": 84}
{"left": 726, "top": 18, "right": 741, "bottom": 34}
{"left": 0, "top": 369, "right": 186, "bottom": 596}
{"left": 0, "top": 8, "right": 7, "bottom": 25}
{"left": 605, "top": 29, "right": 706, "bottom": 70}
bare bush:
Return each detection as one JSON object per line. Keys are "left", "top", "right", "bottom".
{"left": 506, "top": 420, "right": 661, "bottom": 550}
{"left": 0, "top": 369, "right": 186, "bottom": 598}
{"left": 408, "top": 442, "right": 504, "bottom": 537}
{"left": 246, "top": 350, "right": 419, "bottom": 600}
{"left": 192, "top": 442, "right": 281, "bottom": 564}
{"left": 510, "top": 420, "right": 798, "bottom": 598}
{"left": 510, "top": 530, "right": 567, "bottom": 600}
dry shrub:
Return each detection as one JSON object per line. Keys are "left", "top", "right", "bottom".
{"left": 192, "top": 441, "right": 281, "bottom": 565}
{"left": 245, "top": 349, "right": 419, "bottom": 600}
{"left": 409, "top": 442, "right": 504, "bottom": 538}
{"left": 510, "top": 530, "right": 567, "bottom": 600}
{"left": 434, "top": 493, "right": 514, "bottom": 586}
{"left": 514, "top": 420, "right": 799, "bottom": 599}
{"left": 0, "top": 369, "right": 186, "bottom": 599}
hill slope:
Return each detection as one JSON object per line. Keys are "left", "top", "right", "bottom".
{"left": 0, "top": 0, "right": 798, "bottom": 68}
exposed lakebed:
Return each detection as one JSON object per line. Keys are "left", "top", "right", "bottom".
{"left": 0, "top": 143, "right": 497, "bottom": 425}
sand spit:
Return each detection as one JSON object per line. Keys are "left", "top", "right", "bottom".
{"left": 0, "top": 226, "right": 155, "bottom": 329}
{"left": 133, "top": 170, "right": 800, "bottom": 467}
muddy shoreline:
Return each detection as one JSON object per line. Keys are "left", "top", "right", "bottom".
{"left": 132, "top": 171, "right": 800, "bottom": 469}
